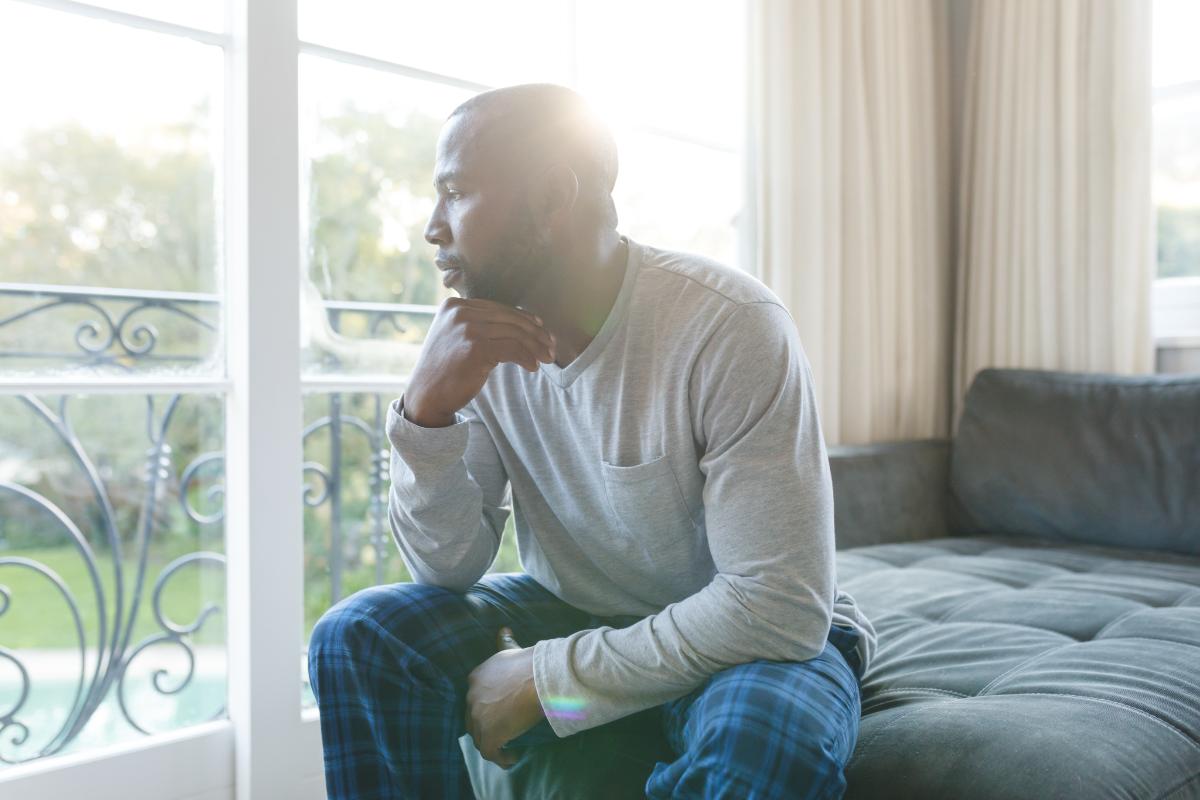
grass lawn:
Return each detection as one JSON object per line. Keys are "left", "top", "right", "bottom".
{"left": 0, "top": 545, "right": 226, "bottom": 650}
{"left": 5, "top": 516, "right": 523, "bottom": 652}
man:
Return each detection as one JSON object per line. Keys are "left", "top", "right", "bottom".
{"left": 309, "top": 83, "right": 876, "bottom": 799}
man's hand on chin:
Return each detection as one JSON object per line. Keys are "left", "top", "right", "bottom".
{"left": 465, "top": 627, "right": 545, "bottom": 769}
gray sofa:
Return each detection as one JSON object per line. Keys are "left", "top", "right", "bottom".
{"left": 464, "top": 368, "right": 1200, "bottom": 798}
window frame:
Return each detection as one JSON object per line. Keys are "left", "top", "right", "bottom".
{"left": 1151, "top": 47, "right": 1200, "bottom": 358}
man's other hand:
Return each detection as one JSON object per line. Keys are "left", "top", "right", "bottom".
{"left": 465, "top": 627, "right": 545, "bottom": 769}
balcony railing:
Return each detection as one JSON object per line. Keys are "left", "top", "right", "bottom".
{"left": 0, "top": 282, "right": 437, "bottom": 765}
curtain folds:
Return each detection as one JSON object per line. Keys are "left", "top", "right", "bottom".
{"left": 751, "top": 0, "right": 953, "bottom": 446}
{"left": 750, "top": 0, "right": 1154, "bottom": 443}
{"left": 952, "top": 0, "right": 1154, "bottom": 420}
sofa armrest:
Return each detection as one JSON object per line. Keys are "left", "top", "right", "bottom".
{"left": 828, "top": 438, "right": 952, "bottom": 550}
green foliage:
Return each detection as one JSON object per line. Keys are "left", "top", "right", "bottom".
{"left": 0, "top": 394, "right": 224, "bottom": 554}
{"left": 0, "top": 102, "right": 446, "bottom": 303}
{"left": 307, "top": 107, "right": 444, "bottom": 305}
{"left": 0, "top": 117, "right": 216, "bottom": 292}
{"left": 1158, "top": 205, "right": 1200, "bottom": 278}
{"left": 300, "top": 512, "right": 522, "bottom": 641}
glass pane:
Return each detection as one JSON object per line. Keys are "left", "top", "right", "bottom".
{"left": 0, "top": 393, "right": 226, "bottom": 766}
{"left": 299, "top": 391, "right": 520, "bottom": 707}
{"left": 615, "top": 132, "right": 742, "bottom": 266}
{"left": 575, "top": 0, "right": 746, "bottom": 150}
{"left": 1154, "top": 0, "right": 1200, "bottom": 88}
{"left": 298, "top": 0, "right": 571, "bottom": 88}
{"left": 300, "top": 55, "right": 469, "bottom": 377}
{"left": 66, "top": 0, "right": 225, "bottom": 33}
{"left": 0, "top": 3, "right": 224, "bottom": 377}
{"left": 1155, "top": 93, "right": 1200, "bottom": 278}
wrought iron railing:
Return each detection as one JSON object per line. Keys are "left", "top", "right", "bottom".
{"left": 0, "top": 282, "right": 220, "bottom": 369}
{"left": 0, "top": 282, "right": 436, "bottom": 764}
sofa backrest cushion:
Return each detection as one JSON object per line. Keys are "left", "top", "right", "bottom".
{"left": 949, "top": 368, "right": 1200, "bottom": 556}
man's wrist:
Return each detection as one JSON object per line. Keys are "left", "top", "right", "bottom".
{"left": 523, "top": 656, "right": 545, "bottom": 720}
{"left": 401, "top": 394, "right": 456, "bottom": 428}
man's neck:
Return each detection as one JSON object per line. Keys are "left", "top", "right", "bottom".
{"left": 524, "top": 233, "right": 627, "bottom": 368}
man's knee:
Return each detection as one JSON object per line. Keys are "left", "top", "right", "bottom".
{"left": 308, "top": 581, "right": 460, "bottom": 672}
{"left": 686, "top": 658, "right": 858, "bottom": 797}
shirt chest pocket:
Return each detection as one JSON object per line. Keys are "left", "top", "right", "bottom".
{"left": 600, "top": 453, "right": 697, "bottom": 548}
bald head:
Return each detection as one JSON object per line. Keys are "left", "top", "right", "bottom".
{"left": 424, "top": 84, "right": 624, "bottom": 307}
{"left": 447, "top": 84, "right": 619, "bottom": 228}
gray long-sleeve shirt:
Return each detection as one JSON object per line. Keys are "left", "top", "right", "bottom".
{"left": 386, "top": 237, "right": 876, "bottom": 737}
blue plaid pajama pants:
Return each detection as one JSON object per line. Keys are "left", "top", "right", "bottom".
{"left": 309, "top": 573, "right": 864, "bottom": 799}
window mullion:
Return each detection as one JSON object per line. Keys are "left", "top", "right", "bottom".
{"left": 226, "top": 1, "right": 307, "bottom": 798}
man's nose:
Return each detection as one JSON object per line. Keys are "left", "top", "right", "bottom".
{"left": 424, "top": 202, "right": 448, "bottom": 246}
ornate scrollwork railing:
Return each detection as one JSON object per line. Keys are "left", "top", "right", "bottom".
{"left": 0, "top": 394, "right": 224, "bottom": 763}
{"left": 0, "top": 283, "right": 219, "bottom": 368}
{"left": 0, "top": 282, "right": 432, "bottom": 764}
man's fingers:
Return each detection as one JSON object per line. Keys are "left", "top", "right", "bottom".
{"left": 483, "top": 338, "right": 547, "bottom": 373}
{"left": 473, "top": 321, "right": 555, "bottom": 361}
{"left": 467, "top": 715, "right": 518, "bottom": 769}
{"left": 497, "top": 626, "right": 521, "bottom": 651}
{"left": 483, "top": 333, "right": 549, "bottom": 372}
{"left": 456, "top": 301, "right": 550, "bottom": 342}
{"left": 482, "top": 740, "right": 518, "bottom": 769}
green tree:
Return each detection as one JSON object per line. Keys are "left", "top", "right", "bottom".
{"left": 1157, "top": 205, "right": 1200, "bottom": 278}
{"left": 307, "top": 106, "right": 444, "bottom": 306}
{"left": 0, "top": 117, "right": 216, "bottom": 292}
{"left": 0, "top": 104, "right": 447, "bottom": 302}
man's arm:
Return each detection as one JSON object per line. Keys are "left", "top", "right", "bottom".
{"left": 531, "top": 301, "right": 836, "bottom": 736}
{"left": 386, "top": 395, "right": 510, "bottom": 591}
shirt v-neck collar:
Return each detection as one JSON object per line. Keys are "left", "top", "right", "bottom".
{"left": 538, "top": 236, "right": 640, "bottom": 389}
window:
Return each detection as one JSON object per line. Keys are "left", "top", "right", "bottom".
{"left": 0, "top": 0, "right": 748, "bottom": 795}
{"left": 1152, "top": 0, "right": 1200, "bottom": 368}
{"left": 0, "top": 0, "right": 229, "bottom": 773}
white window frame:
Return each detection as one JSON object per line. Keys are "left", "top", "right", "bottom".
{"left": 0, "top": 2, "right": 752, "bottom": 797}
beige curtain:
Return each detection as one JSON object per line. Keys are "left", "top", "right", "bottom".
{"left": 953, "top": 0, "right": 1155, "bottom": 421}
{"left": 750, "top": 0, "right": 954, "bottom": 446}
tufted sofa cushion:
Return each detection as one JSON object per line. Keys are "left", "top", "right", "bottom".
{"left": 950, "top": 369, "right": 1200, "bottom": 557}
{"left": 840, "top": 534, "right": 1200, "bottom": 799}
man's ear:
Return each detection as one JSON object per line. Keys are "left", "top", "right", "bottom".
{"left": 531, "top": 163, "right": 579, "bottom": 225}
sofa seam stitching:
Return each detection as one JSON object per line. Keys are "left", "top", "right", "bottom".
{"left": 985, "top": 692, "right": 1199, "bottom": 750}
{"left": 847, "top": 705, "right": 933, "bottom": 768}
{"left": 867, "top": 687, "right": 969, "bottom": 698}
{"left": 1093, "top": 606, "right": 1162, "bottom": 638}
{"left": 1086, "top": 634, "right": 1200, "bottom": 652}
{"left": 1172, "top": 589, "right": 1200, "bottom": 606}
{"left": 1155, "top": 767, "right": 1200, "bottom": 800}
{"left": 977, "top": 643, "right": 1076, "bottom": 694}
{"left": 855, "top": 692, "right": 1199, "bottom": 776}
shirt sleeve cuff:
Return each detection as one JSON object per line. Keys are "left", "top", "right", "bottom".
{"left": 385, "top": 395, "right": 470, "bottom": 469}
{"left": 532, "top": 636, "right": 590, "bottom": 739}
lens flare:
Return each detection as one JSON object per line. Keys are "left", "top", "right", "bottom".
{"left": 543, "top": 695, "right": 588, "bottom": 721}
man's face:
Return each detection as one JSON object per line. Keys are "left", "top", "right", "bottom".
{"left": 423, "top": 113, "right": 551, "bottom": 308}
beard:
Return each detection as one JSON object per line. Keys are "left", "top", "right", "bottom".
{"left": 454, "top": 207, "right": 553, "bottom": 307}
